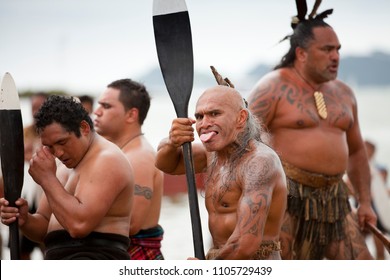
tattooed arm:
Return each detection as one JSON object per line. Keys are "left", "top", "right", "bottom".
{"left": 213, "top": 151, "right": 280, "bottom": 259}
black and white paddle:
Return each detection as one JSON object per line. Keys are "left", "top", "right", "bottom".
{"left": 153, "top": 0, "right": 205, "bottom": 259}
{"left": 0, "top": 72, "right": 24, "bottom": 260}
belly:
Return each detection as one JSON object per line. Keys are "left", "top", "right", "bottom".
{"left": 208, "top": 212, "right": 236, "bottom": 247}
{"left": 272, "top": 128, "right": 349, "bottom": 175}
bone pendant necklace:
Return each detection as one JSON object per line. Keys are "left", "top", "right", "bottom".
{"left": 313, "top": 91, "right": 328, "bottom": 119}
{"left": 294, "top": 68, "right": 328, "bottom": 119}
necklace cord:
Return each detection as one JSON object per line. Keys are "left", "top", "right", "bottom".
{"left": 120, "top": 133, "right": 144, "bottom": 149}
{"left": 293, "top": 67, "right": 328, "bottom": 119}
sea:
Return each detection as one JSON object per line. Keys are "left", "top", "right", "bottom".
{"left": 1, "top": 86, "right": 389, "bottom": 260}
{"left": 17, "top": 85, "right": 390, "bottom": 170}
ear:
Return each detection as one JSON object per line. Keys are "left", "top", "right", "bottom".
{"left": 236, "top": 109, "right": 248, "bottom": 128}
{"left": 125, "top": 108, "right": 139, "bottom": 124}
{"left": 79, "top": 120, "right": 91, "bottom": 136}
{"left": 295, "top": 46, "right": 307, "bottom": 63}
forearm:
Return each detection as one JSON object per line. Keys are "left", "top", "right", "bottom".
{"left": 41, "top": 178, "right": 90, "bottom": 236}
{"left": 20, "top": 212, "right": 49, "bottom": 243}
{"left": 212, "top": 236, "right": 258, "bottom": 260}
{"left": 155, "top": 138, "right": 185, "bottom": 174}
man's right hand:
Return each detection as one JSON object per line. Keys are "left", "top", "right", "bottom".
{"left": 169, "top": 118, "right": 196, "bottom": 147}
{"left": 0, "top": 197, "right": 29, "bottom": 226}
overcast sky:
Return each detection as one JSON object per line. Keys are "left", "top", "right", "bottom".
{"left": 1, "top": 0, "right": 389, "bottom": 93}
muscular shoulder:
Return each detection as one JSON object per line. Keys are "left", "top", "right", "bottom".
{"left": 124, "top": 142, "right": 157, "bottom": 170}
{"left": 89, "top": 138, "right": 133, "bottom": 180}
{"left": 248, "top": 69, "right": 294, "bottom": 124}
{"left": 335, "top": 79, "right": 356, "bottom": 98}
{"left": 325, "top": 79, "right": 357, "bottom": 108}
{"left": 248, "top": 69, "right": 292, "bottom": 100}
{"left": 241, "top": 143, "right": 283, "bottom": 192}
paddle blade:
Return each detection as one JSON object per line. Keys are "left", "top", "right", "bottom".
{"left": 153, "top": 0, "right": 194, "bottom": 118}
{"left": 1, "top": 72, "right": 24, "bottom": 260}
{"left": 0, "top": 72, "right": 24, "bottom": 204}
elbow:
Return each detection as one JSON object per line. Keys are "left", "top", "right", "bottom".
{"left": 66, "top": 221, "right": 92, "bottom": 239}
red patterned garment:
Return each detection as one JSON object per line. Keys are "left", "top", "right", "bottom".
{"left": 128, "top": 225, "right": 164, "bottom": 260}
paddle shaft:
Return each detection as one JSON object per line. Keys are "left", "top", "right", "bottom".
{"left": 8, "top": 221, "right": 21, "bottom": 259}
{"left": 0, "top": 109, "right": 24, "bottom": 260}
{"left": 366, "top": 222, "right": 390, "bottom": 254}
{"left": 182, "top": 142, "right": 205, "bottom": 259}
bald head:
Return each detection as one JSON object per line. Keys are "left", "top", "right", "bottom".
{"left": 196, "top": 85, "right": 246, "bottom": 113}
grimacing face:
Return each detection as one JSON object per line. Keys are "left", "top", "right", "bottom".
{"left": 195, "top": 87, "right": 244, "bottom": 152}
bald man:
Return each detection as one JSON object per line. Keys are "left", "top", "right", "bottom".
{"left": 155, "top": 85, "right": 287, "bottom": 260}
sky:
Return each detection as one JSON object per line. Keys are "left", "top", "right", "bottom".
{"left": 1, "top": 0, "right": 390, "bottom": 94}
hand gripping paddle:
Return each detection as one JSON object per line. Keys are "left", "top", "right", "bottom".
{"left": 0, "top": 72, "right": 24, "bottom": 260}
{"left": 153, "top": 0, "right": 205, "bottom": 259}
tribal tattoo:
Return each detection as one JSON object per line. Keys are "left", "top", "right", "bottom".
{"left": 134, "top": 184, "right": 153, "bottom": 200}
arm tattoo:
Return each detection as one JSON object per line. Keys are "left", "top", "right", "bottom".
{"left": 134, "top": 184, "right": 153, "bottom": 200}
{"left": 238, "top": 157, "right": 274, "bottom": 236}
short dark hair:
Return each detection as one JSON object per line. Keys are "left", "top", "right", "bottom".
{"left": 107, "top": 79, "right": 151, "bottom": 125}
{"left": 78, "top": 95, "right": 94, "bottom": 105}
{"left": 35, "top": 95, "right": 94, "bottom": 137}
{"left": 274, "top": 18, "right": 331, "bottom": 70}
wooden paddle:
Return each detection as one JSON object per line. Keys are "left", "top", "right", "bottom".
{"left": 153, "top": 0, "right": 205, "bottom": 259}
{"left": 366, "top": 222, "right": 390, "bottom": 254}
{"left": 0, "top": 72, "right": 24, "bottom": 260}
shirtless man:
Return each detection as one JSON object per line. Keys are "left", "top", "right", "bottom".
{"left": 247, "top": 11, "right": 376, "bottom": 259}
{"left": 94, "top": 79, "right": 164, "bottom": 259}
{"left": 156, "top": 85, "right": 287, "bottom": 260}
{"left": 0, "top": 95, "right": 134, "bottom": 259}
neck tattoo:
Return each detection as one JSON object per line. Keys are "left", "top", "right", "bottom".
{"left": 294, "top": 68, "right": 328, "bottom": 119}
{"left": 120, "top": 133, "right": 144, "bottom": 149}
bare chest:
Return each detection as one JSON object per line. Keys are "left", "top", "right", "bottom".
{"left": 63, "top": 171, "right": 80, "bottom": 195}
{"left": 274, "top": 89, "right": 354, "bottom": 130}
{"left": 205, "top": 169, "right": 242, "bottom": 212}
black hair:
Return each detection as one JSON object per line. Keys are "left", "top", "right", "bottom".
{"left": 78, "top": 95, "right": 94, "bottom": 105}
{"left": 107, "top": 79, "right": 151, "bottom": 125}
{"left": 35, "top": 95, "right": 93, "bottom": 137}
{"left": 274, "top": 18, "right": 331, "bottom": 70}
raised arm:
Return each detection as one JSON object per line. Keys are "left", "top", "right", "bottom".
{"left": 155, "top": 118, "right": 207, "bottom": 175}
{"left": 29, "top": 146, "right": 132, "bottom": 238}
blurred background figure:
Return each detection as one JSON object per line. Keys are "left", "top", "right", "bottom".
{"left": 78, "top": 94, "right": 95, "bottom": 116}
{"left": 364, "top": 140, "right": 390, "bottom": 260}
{"left": 20, "top": 92, "right": 49, "bottom": 259}
{"left": 377, "top": 165, "right": 390, "bottom": 195}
